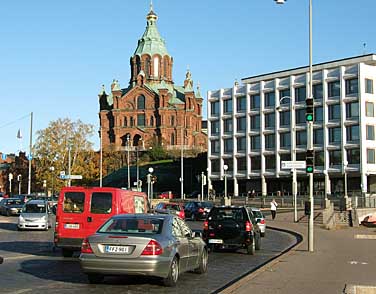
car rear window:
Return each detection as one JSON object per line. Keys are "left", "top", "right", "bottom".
{"left": 63, "top": 192, "right": 85, "bottom": 213}
{"left": 98, "top": 218, "right": 163, "bottom": 235}
{"left": 7, "top": 199, "right": 23, "bottom": 205}
{"left": 252, "top": 210, "right": 264, "bottom": 218}
{"left": 90, "top": 192, "right": 112, "bottom": 214}
{"left": 209, "top": 208, "right": 245, "bottom": 221}
{"left": 164, "top": 204, "right": 181, "bottom": 211}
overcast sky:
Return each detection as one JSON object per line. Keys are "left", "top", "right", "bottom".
{"left": 1, "top": 0, "right": 375, "bottom": 154}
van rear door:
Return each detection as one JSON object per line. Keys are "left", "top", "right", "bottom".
{"left": 86, "top": 191, "right": 114, "bottom": 235}
{"left": 60, "top": 190, "right": 86, "bottom": 238}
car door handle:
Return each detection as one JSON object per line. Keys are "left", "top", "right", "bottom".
{"left": 87, "top": 216, "right": 92, "bottom": 222}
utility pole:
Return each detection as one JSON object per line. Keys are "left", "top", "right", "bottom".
{"left": 180, "top": 127, "right": 184, "bottom": 199}
{"left": 127, "top": 135, "right": 130, "bottom": 190}
{"left": 99, "top": 126, "right": 103, "bottom": 187}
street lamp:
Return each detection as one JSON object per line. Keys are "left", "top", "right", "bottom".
{"left": 17, "top": 174, "right": 22, "bottom": 195}
{"left": 9, "top": 173, "right": 13, "bottom": 196}
{"left": 50, "top": 166, "right": 55, "bottom": 196}
{"left": 343, "top": 160, "right": 348, "bottom": 198}
{"left": 223, "top": 164, "right": 228, "bottom": 199}
{"left": 148, "top": 167, "right": 154, "bottom": 202}
{"left": 136, "top": 138, "right": 143, "bottom": 191}
{"left": 127, "top": 135, "right": 130, "bottom": 190}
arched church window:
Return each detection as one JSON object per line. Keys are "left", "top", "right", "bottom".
{"left": 137, "top": 95, "right": 145, "bottom": 110}
{"left": 153, "top": 57, "right": 159, "bottom": 77}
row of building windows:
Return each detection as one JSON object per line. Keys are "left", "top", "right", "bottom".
{"left": 210, "top": 101, "right": 376, "bottom": 135}
{"left": 210, "top": 148, "right": 376, "bottom": 173}
{"left": 211, "top": 78, "right": 375, "bottom": 115}
{"left": 211, "top": 124, "right": 367, "bottom": 153}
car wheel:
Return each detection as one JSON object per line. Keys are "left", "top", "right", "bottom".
{"left": 246, "top": 239, "right": 255, "bottom": 255}
{"left": 195, "top": 249, "right": 208, "bottom": 274}
{"left": 163, "top": 256, "right": 179, "bottom": 287}
{"left": 87, "top": 273, "right": 104, "bottom": 284}
{"left": 62, "top": 249, "right": 74, "bottom": 257}
{"left": 255, "top": 234, "right": 261, "bottom": 251}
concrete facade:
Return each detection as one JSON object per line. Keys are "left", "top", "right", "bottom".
{"left": 207, "top": 54, "right": 376, "bottom": 197}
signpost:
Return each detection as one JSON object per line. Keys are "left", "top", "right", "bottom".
{"left": 60, "top": 175, "right": 82, "bottom": 180}
{"left": 281, "top": 161, "right": 306, "bottom": 223}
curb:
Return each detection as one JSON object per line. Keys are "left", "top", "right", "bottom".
{"left": 214, "top": 226, "right": 303, "bottom": 294}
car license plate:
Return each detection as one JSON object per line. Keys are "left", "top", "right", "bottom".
{"left": 208, "top": 239, "right": 223, "bottom": 244}
{"left": 64, "top": 223, "right": 80, "bottom": 229}
{"left": 105, "top": 245, "right": 131, "bottom": 254}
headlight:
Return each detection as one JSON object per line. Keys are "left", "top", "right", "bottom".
{"left": 10, "top": 208, "right": 18, "bottom": 211}
{"left": 41, "top": 216, "right": 47, "bottom": 221}
{"left": 19, "top": 215, "right": 24, "bottom": 222}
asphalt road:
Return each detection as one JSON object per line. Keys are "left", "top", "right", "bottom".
{"left": 0, "top": 215, "right": 297, "bottom": 294}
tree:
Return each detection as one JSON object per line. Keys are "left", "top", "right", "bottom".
{"left": 33, "top": 118, "right": 97, "bottom": 193}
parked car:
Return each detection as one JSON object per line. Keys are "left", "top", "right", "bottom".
{"left": 55, "top": 186, "right": 148, "bottom": 257}
{"left": 202, "top": 206, "right": 261, "bottom": 255}
{"left": 184, "top": 201, "right": 213, "bottom": 221}
{"left": 158, "top": 191, "right": 175, "bottom": 199}
{"left": 79, "top": 214, "right": 208, "bottom": 286}
{"left": 154, "top": 202, "right": 185, "bottom": 219}
{"left": 18, "top": 199, "right": 52, "bottom": 231}
{"left": 13, "top": 194, "right": 36, "bottom": 203}
{"left": 0, "top": 198, "right": 24, "bottom": 216}
{"left": 247, "top": 207, "right": 266, "bottom": 237}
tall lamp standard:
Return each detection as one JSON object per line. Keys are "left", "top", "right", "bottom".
{"left": 276, "top": 95, "right": 297, "bottom": 223}
{"left": 127, "top": 135, "right": 130, "bottom": 190}
{"left": 223, "top": 164, "right": 228, "bottom": 199}
{"left": 9, "top": 173, "right": 13, "bottom": 196}
{"left": 136, "top": 138, "right": 143, "bottom": 191}
{"left": 49, "top": 166, "right": 55, "bottom": 196}
{"left": 275, "top": 0, "right": 315, "bottom": 252}
{"left": 17, "top": 174, "right": 22, "bottom": 195}
{"left": 147, "top": 167, "right": 154, "bottom": 202}
{"left": 344, "top": 160, "right": 348, "bottom": 200}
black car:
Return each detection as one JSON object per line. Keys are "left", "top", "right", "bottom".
{"left": 0, "top": 198, "right": 24, "bottom": 216}
{"left": 202, "top": 206, "right": 261, "bottom": 255}
{"left": 184, "top": 201, "right": 213, "bottom": 221}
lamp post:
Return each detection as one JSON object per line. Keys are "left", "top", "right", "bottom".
{"left": 99, "top": 126, "right": 103, "bottom": 187}
{"left": 148, "top": 167, "right": 154, "bottom": 202}
{"left": 127, "top": 135, "right": 130, "bottom": 190}
{"left": 223, "top": 164, "right": 228, "bottom": 199}
{"left": 9, "top": 173, "right": 13, "bottom": 196}
{"left": 136, "top": 138, "right": 143, "bottom": 191}
{"left": 276, "top": 0, "right": 314, "bottom": 251}
{"left": 343, "top": 160, "right": 348, "bottom": 199}
{"left": 17, "top": 174, "right": 22, "bottom": 195}
{"left": 50, "top": 166, "right": 55, "bottom": 196}
{"left": 276, "top": 95, "right": 297, "bottom": 222}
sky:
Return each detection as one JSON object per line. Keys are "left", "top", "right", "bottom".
{"left": 1, "top": 0, "right": 376, "bottom": 155}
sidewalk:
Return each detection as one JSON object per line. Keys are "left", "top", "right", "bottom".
{"left": 222, "top": 210, "right": 376, "bottom": 294}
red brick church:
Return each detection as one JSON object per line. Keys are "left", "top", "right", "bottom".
{"left": 98, "top": 5, "right": 207, "bottom": 152}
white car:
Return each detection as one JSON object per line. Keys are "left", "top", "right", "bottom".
{"left": 248, "top": 207, "right": 266, "bottom": 237}
{"left": 18, "top": 200, "right": 51, "bottom": 231}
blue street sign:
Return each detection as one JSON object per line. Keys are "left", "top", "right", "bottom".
{"left": 1, "top": 154, "right": 6, "bottom": 160}
{"left": 27, "top": 154, "right": 33, "bottom": 160}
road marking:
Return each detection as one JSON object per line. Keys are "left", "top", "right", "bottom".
{"left": 4, "top": 254, "right": 37, "bottom": 261}
{"left": 7, "top": 289, "right": 33, "bottom": 294}
{"left": 344, "top": 284, "right": 376, "bottom": 294}
{"left": 355, "top": 234, "right": 376, "bottom": 240}
{"left": 348, "top": 260, "right": 368, "bottom": 265}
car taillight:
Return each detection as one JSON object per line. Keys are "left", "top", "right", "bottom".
{"left": 260, "top": 219, "right": 265, "bottom": 225}
{"left": 245, "top": 221, "right": 253, "bottom": 232}
{"left": 203, "top": 220, "right": 209, "bottom": 231}
{"left": 141, "top": 240, "right": 163, "bottom": 256}
{"left": 179, "top": 211, "right": 185, "bottom": 219}
{"left": 198, "top": 208, "right": 204, "bottom": 213}
{"left": 81, "top": 238, "right": 93, "bottom": 254}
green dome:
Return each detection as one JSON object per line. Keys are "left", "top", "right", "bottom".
{"left": 134, "top": 7, "right": 169, "bottom": 57}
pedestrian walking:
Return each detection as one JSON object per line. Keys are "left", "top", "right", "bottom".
{"left": 270, "top": 198, "right": 278, "bottom": 220}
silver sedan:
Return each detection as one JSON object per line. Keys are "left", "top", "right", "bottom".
{"left": 79, "top": 214, "right": 208, "bottom": 287}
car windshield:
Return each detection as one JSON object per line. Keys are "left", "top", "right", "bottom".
{"left": 98, "top": 218, "right": 164, "bottom": 235}
{"left": 22, "top": 203, "right": 46, "bottom": 213}
{"left": 209, "top": 208, "right": 244, "bottom": 221}
{"left": 252, "top": 210, "right": 264, "bottom": 218}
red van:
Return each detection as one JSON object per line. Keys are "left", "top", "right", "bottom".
{"left": 54, "top": 186, "right": 148, "bottom": 257}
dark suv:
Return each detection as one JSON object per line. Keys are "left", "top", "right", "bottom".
{"left": 202, "top": 206, "right": 261, "bottom": 255}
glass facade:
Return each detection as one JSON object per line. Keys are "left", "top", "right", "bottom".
{"left": 211, "top": 140, "right": 220, "bottom": 154}
{"left": 346, "top": 102, "right": 359, "bottom": 119}
{"left": 313, "top": 83, "right": 323, "bottom": 99}
{"left": 265, "top": 134, "right": 275, "bottom": 150}
{"left": 237, "top": 137, "right": 246, "bottom": 151}
{"left": 314, "top": 106, "right": 323, "bottom": 122}
{"left": 296, "top": 130, "right": 307, "bottom": 146}
{"left": 295, "top": 86, "right": 306, "bottom": 102}
{"left": 224, "top": 99, "right": 233, "bottom": 114}
{"left": 329, "top": 150, "right": 342, "bottom": 166}
{"left": 211, "top": 120, "right": 220, "bottom": 135}
{"left": 345, "top": 78, "right": 358, "bottom": 95}
{"left": 251, "top": 156, "right": 261, "bottom": 170}
{"left": 295, "top": 109, "right": 306, "bottom": 124}
{"left": 328, "top": 104, "right": 341, "bottom": 120}
{"left": 250, "top": 115, "right": 260, "bottom": 130}
{"left": 328, "top": 81, "right": 340, "bottom": 97}
{"left": 211, "top": 101, "right": 219, "bottom": 115}
{"left": 237, "top": 96, "right": 246, "bottom": 112}
{"left": 366, "top": 78, "right": 374, "bottom": 94}
{"left": 264, "top": 113, "right": 275, "bottom": 129}
{"left": 367, "top": 125, "right": 375, "bottom": 140}
{"left": 347, "top": 148, "right": 360, "bottom": 164}
{"left": 346, "top": 125, "right": 359, "bottom": 142}
{"left": 366, "top": 102, "right": 374, "bottom": 117}
{"left": 279, "top": 111, "right": 290, "bottom": 126}
{"left": 367, "top": 149, "right": 375, "bottom": 164}
{"left": 224, "top": 119, "right": 233, "bottom": 133}
{"left": 224, "top": 138, "right": 233, "bottom": 153}
{"left": 280, "top": 132, "right": 291, "bottom": 148}
{"left": 329, "top": 127, "right": 341, "bottom": 143}
{"left": 251, "top": 135, "right": 260, "bottom": 150}
{"left": 314, "top": 128, "right": 324, "bottom": 145}
{"left": 236, "top": 117, "right": 246, "bottom": 132}
{"left": 250, "top": 94, "right": 260, "bottom": 109}
{"left": 264, "top": 92, "right": 275, "bottom": 107}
